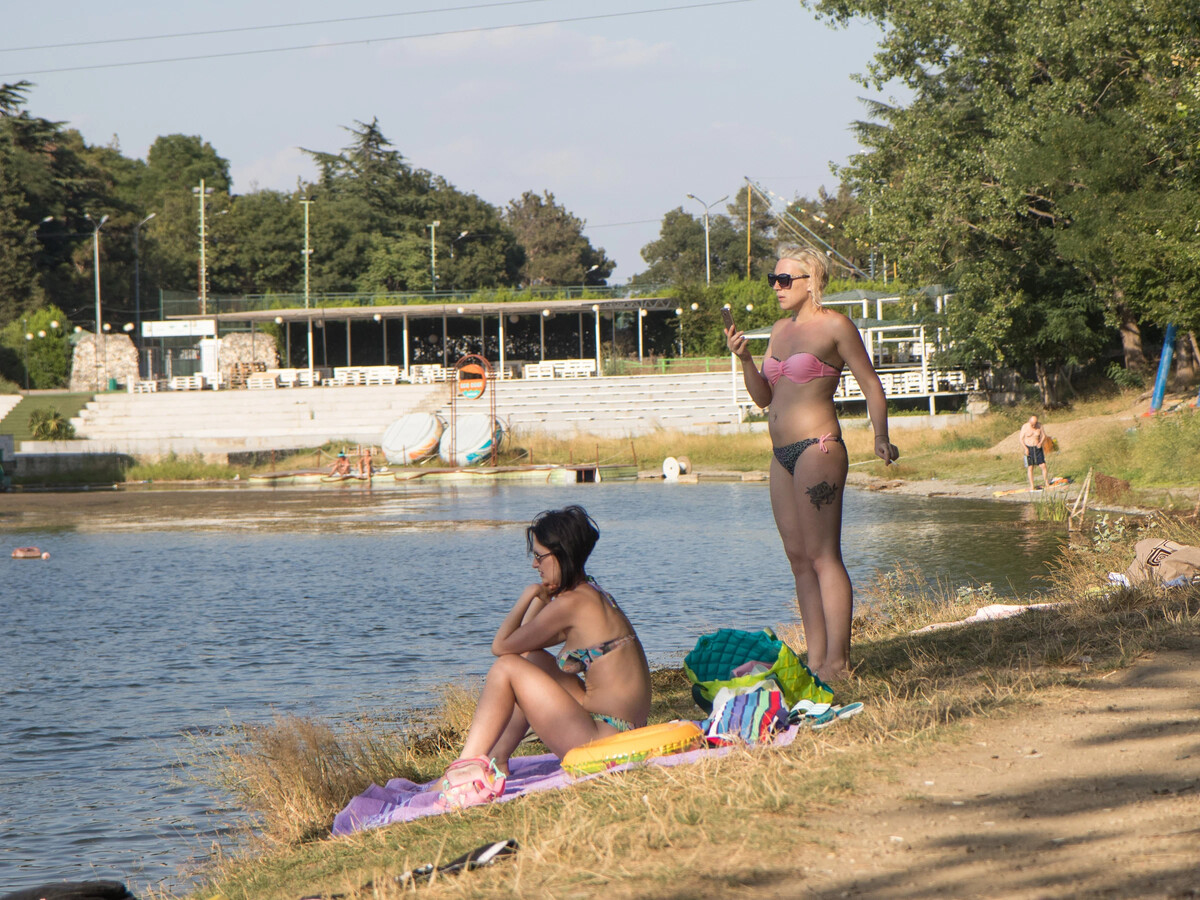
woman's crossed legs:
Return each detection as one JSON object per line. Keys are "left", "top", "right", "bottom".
{"left": 458, "top": 650, "right": 613, "bottom": 772}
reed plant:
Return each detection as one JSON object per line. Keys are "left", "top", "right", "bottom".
{"left": 125, "top": 452, "right": 236, "bottom": 482}
{"left": 185, "top": 517, "right": 1200, "bottom": 900}
{"left": 1031, "top": 491, "right": 1069, "bottom": 521}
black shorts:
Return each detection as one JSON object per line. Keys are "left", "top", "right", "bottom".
{"left": 1024, "top": 446, "right": 1045, "bottom": 467}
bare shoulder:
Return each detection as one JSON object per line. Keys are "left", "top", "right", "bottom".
{"left": 820, "top": 307, "right": 857, "bottom": 335}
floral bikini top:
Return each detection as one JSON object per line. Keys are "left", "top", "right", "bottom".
{"left": 555, "top": 580, "right": 639, "bottom": 676}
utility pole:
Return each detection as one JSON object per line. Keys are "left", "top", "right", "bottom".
{"left": 429, "top": 220, "right": 440, "bottom": 292}
{"left": 300, "top": 197, "right": 315, "bottom": 381}
{"left": 746, "top": 190, "right": 752, "bottom": 279}
{"left": 193, "top": 179, "right": 213, "bottom": 315}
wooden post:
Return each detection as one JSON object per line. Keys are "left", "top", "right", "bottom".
{"left": 1069, "top": 468, "right": 1093, "bottom": 532}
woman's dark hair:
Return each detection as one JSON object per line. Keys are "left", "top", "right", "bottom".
{"left": 526, "top": 505, "right": 599, "bottom": 593}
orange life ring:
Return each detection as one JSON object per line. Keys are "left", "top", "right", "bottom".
{"left": 562, "top": 720, "right": 704, "bottom": 776}
{"left": 12, "top": 547, "right": 49, "bottom": 559}
{"left": 457, "top": 363, "right": 487, "bottom": 400}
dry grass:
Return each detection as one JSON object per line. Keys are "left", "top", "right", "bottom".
{"left": 499, "top": 427, "right": 773, "bottom": 472}
{"left": 183, "top": 517, "right": 1200, "bottom": 900}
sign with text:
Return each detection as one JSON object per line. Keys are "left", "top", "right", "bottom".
{"left": 142, "top": 319, "right": 217, "bottom": 338}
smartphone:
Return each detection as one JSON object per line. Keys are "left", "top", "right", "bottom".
{"left": 721, "top": 307, "right": 735, "bottom": 330}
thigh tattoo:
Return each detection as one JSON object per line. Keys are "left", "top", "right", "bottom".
{"left": 806, "top": 480, "right": 839, "bottom": 510}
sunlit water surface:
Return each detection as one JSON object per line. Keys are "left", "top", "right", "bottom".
{"left": 0, "top": 482, "right": 1065, "bottom": 895}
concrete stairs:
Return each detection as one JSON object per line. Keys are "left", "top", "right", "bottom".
{"left": 45, "top": 372, "right": 751, "bottom": 457}
{"left": 0, "top": 394, "right": 21, "bottom": 427}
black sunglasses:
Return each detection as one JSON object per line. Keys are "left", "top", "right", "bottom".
{"left": 767, "top": 273, "right": 811, "bottom": 288}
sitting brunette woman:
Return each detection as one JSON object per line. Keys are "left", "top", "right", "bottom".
{"left": 439, "top": 505, "right": 650, "bottom": 804}
{"left": 725, "top": 246, "right": 898, "bottom": 683}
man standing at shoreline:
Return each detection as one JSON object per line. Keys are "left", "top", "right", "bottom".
{"left": 1019, "top": 415, "right": 1052, "bottom": 491}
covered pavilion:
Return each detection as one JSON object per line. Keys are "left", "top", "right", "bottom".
{"left": 175, "top": 295, "right": 683, "bottom": 375}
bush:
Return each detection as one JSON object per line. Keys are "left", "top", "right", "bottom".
{"left": 1106, "top": 361, "right": 1144, "bottom": 390}
{"left": 27, "top": 407, "right": 76, "bottom": 440}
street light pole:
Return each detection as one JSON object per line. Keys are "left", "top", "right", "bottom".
{"left": 428, "top": 220, "right": 440, "bottom": 292}
{"left": 300, "top": 197, "right": 315, "bottom": 381}
{"left": 192, "top": 180, "right": 213, "bottom": 315}
{"left": 22, "top": 320, "right": 30, "bottom": 390}
{"left": 686, "top": 193, "right": 728, "bottom": 285}
{"left": 85, "top": 212, "right": 110, "bottom": 389}
{"left": 133, "top": 212, "right": 156, "bottom": 363}
{"left": 581, "top": 263, "right": 600, "bottom": 297}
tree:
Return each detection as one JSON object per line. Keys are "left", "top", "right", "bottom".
{"left": 725, "top": 185, "right": 777, "bottom": 278}
{"left": 137, "top": 134, "right": 232, "bottom": 297}
{"left": 806, "top": 0, "right": 1200, "bottom": 401}
{"left": 637, "top": 208, "right": 708, "bottom": 285}
{"left": 0, "top": 304, "right": 71, "bottom": 388}
{"left": 784, "top": 184, "right": 868, "bottom": 277}
{"left": 638, "top": 187, "right": 789, "bottom": 285}
{"left": 0, "top": 83, "right": 116, "bottom": 329}
{"left": 504, "top": 191, "right": 613, "bottom": 287}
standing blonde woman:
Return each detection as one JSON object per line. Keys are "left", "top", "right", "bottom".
{"left": 726, "top": 247, "right": 897, "bottom": 681}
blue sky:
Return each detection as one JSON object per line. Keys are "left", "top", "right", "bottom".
{"left": 3, "top": 0, "right": 897, "bottom": 283}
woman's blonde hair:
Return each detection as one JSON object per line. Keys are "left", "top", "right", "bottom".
{"left": 776, "top": 245, "right": 830, "bottom": 309}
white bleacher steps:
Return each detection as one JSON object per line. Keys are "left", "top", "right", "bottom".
{"left": 61, "top": 372, "right": 751, "bottom": 455}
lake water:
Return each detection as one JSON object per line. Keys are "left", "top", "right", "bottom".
{"left": 0, "top": 481, "right": 1065, "bottom": 896}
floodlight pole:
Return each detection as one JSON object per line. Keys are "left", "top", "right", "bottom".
{"left": 301, "top": 197, "right": 315, "bottom": 382}
{"left": 686, "top": 193, "right": 728, "bottom": 285}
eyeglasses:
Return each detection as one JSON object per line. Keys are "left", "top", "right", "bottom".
{"left": 531, "top": 549, "right": 555, "bottom": 564}
{"left": 767, "top": 273, "right": 811, "bottom": 288}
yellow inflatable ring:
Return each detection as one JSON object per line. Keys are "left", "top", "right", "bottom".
{"left": 562, "top": 720, "right": 704, "bottom": 776}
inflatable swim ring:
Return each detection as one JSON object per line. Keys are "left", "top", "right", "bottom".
{"left": 562, "top": 720, "right": 704, "bottom": 776}
{"left": 438, "top": 414, "right": 502, "bottom": 466}
{"left": 381, "top": 413, "right": 443, "bottom": 466}
{"left": 12, "top": 547, "right": 49, "bottom": 559}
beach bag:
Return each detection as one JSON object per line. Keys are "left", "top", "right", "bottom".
{"left": 684, "top": 627, "right": 833, "bottom": 713}
{"left": 1125, "top": 539, "right": 1200, "bottom": 587}
{"left": 700, "top": 685, "right": 789, "bottom": 746}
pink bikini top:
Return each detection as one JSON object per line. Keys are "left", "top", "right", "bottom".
{"left": 762, "top": 352, "right": 841, "bottom": 386}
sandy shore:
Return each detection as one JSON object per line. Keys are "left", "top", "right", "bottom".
{"left": 749, "top": 635, "right": 1200, "bottom": 900}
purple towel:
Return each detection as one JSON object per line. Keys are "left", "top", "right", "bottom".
{"left": 332, "top": 724, "right": 801, "bottom": 835}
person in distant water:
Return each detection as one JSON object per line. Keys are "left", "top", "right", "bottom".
{"left": 330, "top": 452, "right": 351, "bottom": 476}
{"left": 439, "top": 505, "right": 650, "bottom": 797}
{"left": 725, "top": 246, "right": 898, "bottom": 683}
{"left": 1019, "top": 415, "right": 1052, "bottom": 491}
{"left": 357, "top": 446, "right": 373, "bottom": 477}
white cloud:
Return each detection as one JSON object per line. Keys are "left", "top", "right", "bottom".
{"left": 231, "top": 146, "right": 317, "bottom": 195}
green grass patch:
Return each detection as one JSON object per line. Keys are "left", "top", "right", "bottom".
{"left": 125, "top": 453, "right": 237, "bottom": 482}
{"left": 0, "top": 393, "right": 93, "bottom": 442}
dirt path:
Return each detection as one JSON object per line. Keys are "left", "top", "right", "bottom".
{"left": 786, "top": 638, "right": 1200, "bottom": 899}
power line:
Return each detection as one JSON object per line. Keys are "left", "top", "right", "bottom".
{"left": 0, "top": 0, "right": 553, "bottom": 54}
{"left": 584, "top": 218, "right": 662, "bottom": 229}
{"left": 1, "top": 0, "right": 755, "bottom": 77}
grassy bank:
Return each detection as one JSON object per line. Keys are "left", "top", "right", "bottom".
{"left": 184, "top": 516, "right": 1200, "bottom": 900}
{"left": 17, "top": 389, "right": 1198, "bottom": 515}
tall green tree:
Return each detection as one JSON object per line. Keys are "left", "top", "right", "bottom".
{"left": 808, "top": 0, "right": 1200, "bottom": 401}
{"left": 137, "top": 134, "right": 231, "bottom": 299}
{"left": 637, "top": 206, "right": 752, "bottom": 285}
{"left": 0, "top": 82, "right": 116, "bottom": 328}
{"left": 504, "top": 190, "right": 613, "bottom": 287}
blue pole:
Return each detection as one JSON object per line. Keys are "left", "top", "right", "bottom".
{"left": 1149, "top": 323, "right": 1177, "bottom": 412}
